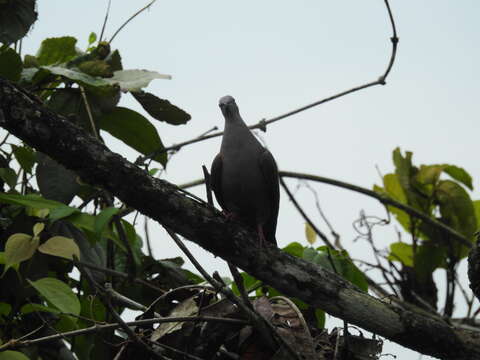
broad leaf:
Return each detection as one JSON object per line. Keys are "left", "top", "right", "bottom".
{"left": 0, "top": 0, "right": 37, "bottom": 44}
{"left": 106, "top": 69, "right": 171, "bottom": 92}
{"left": 442, "top": 164, "right": 473, "bottom": 190}
{"left": 28, "top": 277, "right": 80, "bottom": 317}
{"left": 0, "top": 193, "right": 78, "bottom": 220}
{"left": 0, "top": 167, "right": 17, "bottom": 189}
{"left": 435, "top": 180, "right": 477, "bottom": 238}
{"left": 388, "top": 242, "right": 413, "bottom": 267}
{"left": 473, "top": 200, "right": 480, "bottom": 231}
{"left": 11, "top": 144, "right": 35, "bottom": 173}
{"left": 304, "top": 247, "right": 368, "bottom": 292}
{"left": 0, "top": 47, "right": 22, "bottom": 81}
{"left": 282, "top": 242, "right": 304, "bottom": 258}
{"left": 4, "top": 233, "right": 38, "bottom": 268}
{"left": 231, "top": 272, "right": 260, "bottom": 296}
{"left": 305, "top": 222, "right": 317, "bottom": 245}
{"left": 94, "top": 207, "right": 120, "bottom": 238}
{"left": 38, "top": 236, "right": 81, "bottom": 260}
{"left": 131, "top": 91, "right": 191, "bottom": 125}
{"left": 380, "top": 174, "right": 411, "bottom": 232}
{"left": 0, "top": 351, "right": 30, "bottom": 360}
{"left": 42, "top": 65, "right": 111, "bottom": 87}
{"left": 37, "top": 36, "right": 78, "bottom": 65}
{"left": 36, "top": 152, "right": 80, "bottom": 204}
{"left": 0, "top": 302, "right": 12, "bottom": 317}
{"left": 99, "top": 107, "right": 167, "bottom": 166}
{"left": 20, "top": 303, "right": 60, "bottom": 315}
{"left": 33, "top": 222, "right": 44, "bottom": 237}
{"left": 414, "top": 244, "right": 446, "bottom": 281}
{"left": 88, "top": 32, "right": 97, "bottom": 46}
{"left": 151, "top": 296, "right": 198, "bottom": 341}
{"left": 78, "top": 60, "right": 113, "bottom": 78}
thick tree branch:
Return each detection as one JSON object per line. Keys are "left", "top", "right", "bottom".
{"left": 1, "top": 79, "right": 480, "bottom": 359}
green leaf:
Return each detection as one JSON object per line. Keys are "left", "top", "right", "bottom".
{"left": 4, "top": 233, "right": 38, "bottom": 269}
{"left": 78, "top": 60, "right": 113, "bottom": 78}
{"left": 416, "top": 165, "right": 443, "bottom": 187}
{"left": 435, "top": 180, "right": 477, "bottom": 238}
{"left": 23, "top": 54, "right": 39, "bottom": 68}
{"left": 383, "top": 173, "right": 408, "bottom": 203}
{"left": 88, "top": 32, "right": 97, "bottom": 45}
{"left": 28, "top": 277, "right": 80, "bottom": 317}
{"left": 393, "top": 147, "right": 414, "bottom": 194}
{"left": 37, "top": 36, "right": 78, "bottom": 65}
{"left": 20, "top": 303, "right": 60, "bottom": 315}
{"left": 388, "top": 242, "right": 413, "bottom": 267}
{"left": 305, "top": 222, "right": 317, "bottom": 245}
{"left": 304, "top": 247, "right": 368, "bottom": 292}
{"left": 0, "top": 167, "right": 17, "bottom": 189}
{"left": 41, "top": 65, "right": 111, "bottom": 87}
{"left": 131, "top": 91, "right": 191, "bottom": 125}
{"left": 231, "top": 272, "right": 260, "bottom": 296}
{"left": 106, "top": 69, "right": 171, "bottom": 92}
{"left": 315, "top": 308, "right": 325, "bottom": 329}
{"left": 414, "top": 244, "right": 446, "bottom": 281}
{"left": 282, "top": 242, "right": 304, "bottom": 258}
{"left": 33, "top": 222, "right": 44, "bottom": 237}
{"left": 38, "top": 236, "right": 81, "bottom": 260}
{"left": 11, "top": 144, "right": 35, "bottom": 173}
{"left": 94, "top": 207, "right": 120, "bottom": 237}
{"left": 36, "top": 152, "right": 80, "bottom": 204}
{"left": 0, "top": 47, "right": 22, "bottom": 81}
{"left": 105, "top": 49, "right": 122, "bottom": 72}
{"left": 0, "top": 350, "right": 30, "bottom": 360}
{"left": 0, "top": 193, "right": 77, "bottom": 219}
{"left": 442, "top": 164, "right": 473, "bottom": 190}
{"left": 0, "top": 0, "right": 37, "bottom": 44}
{"left": 99, "top": 107, "right": 167, "bottom": 166}
{"left": 0, "top": 192, "right": 62, "bottom": 209}
{"left": 49, "top": 206, "right": 79, "bottom": 222}
{"left": 381, "top": 174, "right": 411, "bottom": 232}
{"left": 0, "top": 302, "right": 12, "bottom": 317}
{"left": 67, "top": 213, "right": 115, "bottom": 243}
{"left": 473, "top": 200, "right": 480, "bottom": 231}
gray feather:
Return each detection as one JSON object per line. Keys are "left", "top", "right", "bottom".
{"left": 211, "top": 96, "right": 279, "bottom": 245}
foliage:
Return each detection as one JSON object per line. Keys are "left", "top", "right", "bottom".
{"left": 375, "top": 147, "right": 479, "bottom": 310}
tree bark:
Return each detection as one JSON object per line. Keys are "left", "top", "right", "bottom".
{"left": 1, "top": 78, "right": 479, "bottom": 360}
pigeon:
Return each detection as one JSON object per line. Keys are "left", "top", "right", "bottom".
{"left": 211, "top": 95, "right": 279, "bottom": 246}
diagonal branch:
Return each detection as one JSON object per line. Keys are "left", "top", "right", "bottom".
{"left": 0, "top": 78, "right": 479, "bottom": 359}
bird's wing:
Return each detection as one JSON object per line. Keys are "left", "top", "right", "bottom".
{"left": 210, "top": 153, "right": 226, "bottom": 210}
{"left": 259, "top": 149, "right": 280, "bottom": 244}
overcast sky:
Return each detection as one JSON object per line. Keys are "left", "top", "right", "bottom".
{"left": 21, "top": 1, "right": 480, "bottom": 358}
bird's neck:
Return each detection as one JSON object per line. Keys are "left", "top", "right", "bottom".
{"left": 221, "top": 115, "right": 260, "bottom": 153}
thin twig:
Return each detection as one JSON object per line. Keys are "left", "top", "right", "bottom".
{"left": 279, "top": 177, "right": 334, "bottom": 248}
{"left": 79, "top": 85, "right": 98, "bottom": 138}
{"left": 0, "top": 316, "right": 246, "bottom": 351}
{"left": 164, "top": 228, "right": 301, "bottom": 359}
{"left": 109, "top": 0, "right": 157, "bottom": 43}
{"left": 141, "top": 0, "right": 399, "bottom": 161}
{"left": 73, "top": 259, "right": 165, "bottom": 293}
{"left": 99, "top": 0, "right": 112, "bottom": 42}
{"left": 144, "top": 215, "right": 153, "bottom": 257}
{"left": 113, "top": 215, "right": 136, "bottom": 277}
{"left": 280, "top": 171, "right": 471, "bottom": 248}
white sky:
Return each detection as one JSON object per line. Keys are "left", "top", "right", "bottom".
{"left": 20, "top": 1, "right": 480, "bottom": 358}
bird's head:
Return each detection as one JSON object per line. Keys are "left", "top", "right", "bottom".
{"left": 219, "top": 95, "right": 240, "bottom": 119}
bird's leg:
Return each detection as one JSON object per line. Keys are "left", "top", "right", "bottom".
{"left": 222, "top": 210, "right": 239, "bottom": 221}
{"left": 257, "top": 224, "right": 267, "bottom": 247}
